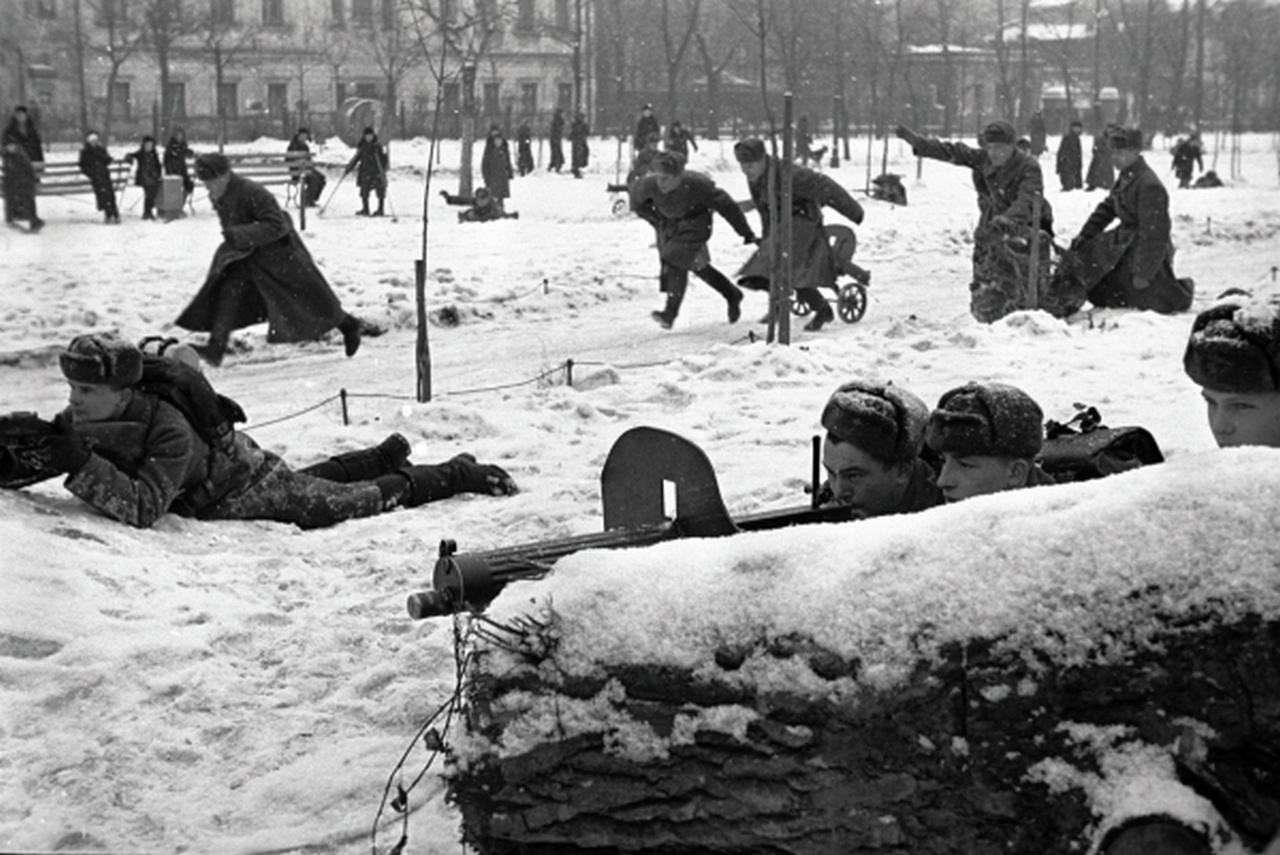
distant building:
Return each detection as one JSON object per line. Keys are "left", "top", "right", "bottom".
{"left": 8, "top": 0, "right": 595, "bottom": 144}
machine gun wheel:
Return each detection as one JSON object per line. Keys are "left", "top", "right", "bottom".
{"left": 838, "top": 282, "right": 868, "bottom": 323}
{"left": 790, "top": 291, "right": 813, "bottom": 317}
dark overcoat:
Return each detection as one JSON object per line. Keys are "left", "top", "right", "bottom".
{"left": 1056, "top": 132, "right": 1083, "bottom": 190}
{"left": 629, "top": 170, "right": 754, "bottom": 271}
{"left": 1074, "top": 155, "right": 1193, "bottom": 313}
{"left": 175, "top": 172, "right": 346, "bottom": 341}
{"left": 738, "top": 159, "right": 865, "bottom": 290}
{"left": 570, "top": 117, "right": 590, "bottom": 171}
{"left": 347, "top": 137, "right": 388, "bottom": 193}
{"left": 78, "top": 143, "right": 117, "bottom": 210}
{"left": 548, "top": 112, "right": 565, "bottom": 171}
{"left": 164, "top": 132, "right": 194, "bottom": 195}
{"left": 125, "top": 145, "right": 162, "bottom": 188}
{"left": 2, "top": 119, "right": 42, "bottom": 222}
{"left": 481, "top": 136, "right": 513, "bottom": 200}
{"left": 910, "top": 136, "right": 1054, "bottom": 234}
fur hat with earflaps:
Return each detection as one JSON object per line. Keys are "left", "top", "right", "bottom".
{"left": 59, "top": 333, "right": 144, "bottom": 389}
{"left": 1183, "top": 300, "right": 1280, "bottom": 393}
{"left": 926, "top": 382, "right": 1045, "bottom": 460}
{"left": 194, "top": 153, "right": 231, "bottom": 181}
{"left": 820, "top": 380, "right": 929, "bottom": 464}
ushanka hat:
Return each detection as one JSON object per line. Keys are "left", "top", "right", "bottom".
{"left": 649, "top": 151, "right": 686, "bottom": 175}
{"left": 820, "top": 380, "right": 929, "bottom": 464}
{"left": 1183, "top": 300, "right": 1280, "bottom": 393}
{"left": 194, "top": 152, "right": 231, "bottom": 180}
{"left": 925, "top": 382, "right": 1044, "bottom": 459}
{"left": 734, "top": 138, "right": 766, "bottom": 163}
{"left": 59, "top": 333, "right": 143, "bottom": 388}
{"left": 981, "top": 120, "right": 1017, "bottom": 145}
{"left": 1108, "top": 126, "right": 1144, "bottom": 150}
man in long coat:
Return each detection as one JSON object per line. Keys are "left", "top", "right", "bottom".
{"left": 734, "top": 137, "right": 865, "bottom": 331}
{"left": 548, "top": 108, "right": 565, "bottom": 173}
{"left": 1069, "top": 127, "right": 1194, "bottom": 314}
{"left": 1056, "top": 119, "right": 1084, "bottom": 191}
{"left": 78, "top": 130, "right": 120, "bottom": 223}
{"left": 569, "top": 112, "right": 590, "bottom": 179}
{"left": 2, "top": 105, "right": 44, "bottom": 231}
{"left": 896, "top": 120, "right": 1079, "bottom": 323}
{"left": 481, "top": 124, "right": 514, "bottom": 211}
{"left": 344, "top": 126, "right": 388, "bottom": 216}
{"left": 176, "top": 153, "right": 365, "bottom": 366}
{"left": 629, "top": 151, "right": 757, "bottom": 329}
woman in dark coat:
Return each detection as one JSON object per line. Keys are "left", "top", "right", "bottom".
{"left": 344, "top": 126, "right": 388, "bottom": 216}
{"left": 175, "top": 153, "right": 365, "bottom": 366}
{"left": 78, "top": 130, "right": 120, "bottom": 223}
{"left": 124, "top": 136, "right": 163, "bottom": 220}
{"left": 163, "top": 126, "right": 195, "bottom": 199}
{"left": 515, "top": 120, "right": 534, "bottom": 176}
{"left": 569, "top": 112, "right": 590, "bottom": 178}
{"left": 481, "top": 124, "right": 514, "bottom": 210}
{"left": 548, "top": 109, "right": 565, "bottom": 173}
{"left": 2, "top": 105, "right": 44, "bottom": 231}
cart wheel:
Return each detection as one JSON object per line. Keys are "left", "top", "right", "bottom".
{"left": 838, "top": 283, "right": 868, "bottom": 323}
{"left": 790, "top": 291, "right": 813, "bottom": 316}
{"left": 611, "top": 198, "right": 628, "bottom": 216}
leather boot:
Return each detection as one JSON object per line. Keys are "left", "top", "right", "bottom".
{"left": 392, "top": 454, "right": 518, "bottom": 508}
{"left": 803, "top": 296, "right": 835, "bottom": 331}
{"left": 300, "top": 433, "right": 411, "bottom": 483}
{"left": 695, "top": 265, "right": 744, "bottom": 322}
{"left": 652, "top": 272, "right": 686, "bottom": 329}
{"left": 337, "top": 314, "right": 362, "bottom": 357}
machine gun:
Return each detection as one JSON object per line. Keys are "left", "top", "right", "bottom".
{"left": 0, "top": 411, "right": 58, "bottom": 489}
{"left": 407, "top": 426, "right": 854, "bottom": 619}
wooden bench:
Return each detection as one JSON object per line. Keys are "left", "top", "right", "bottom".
{"left": 0, "top": 158, "right": 130, "bottom": 197}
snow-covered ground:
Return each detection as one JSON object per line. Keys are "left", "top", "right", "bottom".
{"left": 1, "top": 130, "right": 1279, "bottom": 854}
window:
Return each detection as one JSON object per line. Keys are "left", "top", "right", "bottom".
{"left": 516, "top": 0, "right": 533, "bottom": 30}
{"left": 555, "top": 0, "right": 569, "bottom": 28}
{"left": 35, "top": 0, "right": 57, "bottom": 18}
{"left": 557, "top": 82, "right": 572, "bottom": 113}
{"left": 380, "top": 0, "right": 393, "bottom": 28}
{"left": 167, "top": 82, "right": 187, "bottom": 119}
{"left": 217, "top": 81, "right": 238, "bottom": 118}
{"left": 262, "top": 0, "right": 283, "bottom": 25}
{"left": 330, "top": 0, "right": 343, "bottom": 25}
{"left": 267, "top": 82, "right": 288, "bottom": 116}
{"left": 351, "top": 0, "right": 371, "bottom": 26}
{"left": 482, "top": 82, "right": 499, "bottom": 118}
{"left": 519, "top": 82, "right": 537, "bottom": 117}
{"left": 109, "top": 81, "right": 132, "bottom": 120}
{"left": 211, "top": 0, "right": 234, "bottom": 24}
{"left": 355, "top": 82, "right": 380, "bottom": 99}
{"left": 442, "top": 82, "right": 459, "bottom": 114}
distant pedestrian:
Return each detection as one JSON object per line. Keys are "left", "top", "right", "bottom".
{"left": 548, "top": 108, "right": 565, "bottom": 173}
{"left": 633, "top": 104, "right": 660, "bottom": 152}
{"left": 78, "top": 130, "right": 120, "bottom": 224}
{"left": 2, "top": 105, "right": 45, "bottom": 232}
{"left": 286, "top": 127, "right": 326, "bottom": 208}
{"left": 343, "top": 126, "right": 388, "bottom": 216}
{"left": 516, "top": 120, "right": 534, "bottom": 176}
{"left": 1171, "top": 132, "right": 1204, "bottom": 189}
{"left": 663, "top": 120, "right": 697, "bottom": 159}
{"left": 628, "top": 151, "right": 757, "bottom": 329}
{"left": 570, "top": 112, "right": 590, "bottom": 179}
{"left": 176, "top": 153, "right": 369, "bottom": 366}
{"left": 481, "top": 124, "right": 514, "bottom": 212}
{"left": 1028, "top": 110, "right": 1047, "bottom": 157}
{"left": 163, "top": 127, "right": 195, "bottom": 201}
{"left": 1056, "top": 119, "right": 1084, "bottom": 191}
{"left": 1085, "top": 123, "right": 1116, "bottom": 191}
{"left": 124, "top": 136, "right": 163, "bottom": 220}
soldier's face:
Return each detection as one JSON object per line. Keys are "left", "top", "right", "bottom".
{"left": 654, "top": 171, "right": 682, "bottom": 193}
{"left": 936, "top": 453, "right": 1027, "bottom": 502}
{"left": 1201, "top": 388, "right": 1280, "bottom": 448}
{"left": 821, "top": 437, "right": 909, "bottom": 520}
{"left": 1111, "top": 147, "right": 1139, "bottom": 170}
{"left": 67, "top": 381, "right": 129, "bottom": 423}
{"left": 738, "top": 159, "right": 766, "bottom": 181}
{"left": 202, "top": 174, "right": 231, "bottom": 201}
{"left": 984, "top": 141, "right": 1015, "bottom": 166}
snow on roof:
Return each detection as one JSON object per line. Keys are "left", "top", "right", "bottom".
{"left": 1001, "top": 21, "right": 1092, "bottom": 42}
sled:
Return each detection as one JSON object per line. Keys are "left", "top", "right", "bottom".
{"left": 408, "top": 426, "right": 853, "bottom": 618}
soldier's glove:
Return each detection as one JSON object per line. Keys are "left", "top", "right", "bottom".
{"left": 44, "top": 413, "right": 92, "bottom": 475}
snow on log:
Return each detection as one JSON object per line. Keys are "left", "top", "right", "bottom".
{"left": 444, "top": 449, "right": 1280, "bottom": 854}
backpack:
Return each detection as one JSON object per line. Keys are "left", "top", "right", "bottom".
{"left": 134, "top": 356, "right": 246, "bottom": 451}
{"left": 1039, "top": 406, "right": 1164, "bottom": 482}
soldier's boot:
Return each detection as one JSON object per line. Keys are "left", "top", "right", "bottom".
{"left": 300, "top": 433, "right": 412, "bottom": 483}
{"left": 802, "top": 292, "right": 835, "bottom": 331}
{"left": 651, "top": 288, "right": 685, "bottom": 330}
{"left": 695, "top": 265, "right": 743, "bottom": 323}
{"left": 357, "top": 193, "right": 371, "bottom": 216}
{"left": 373, "top": 194, "right": 385, "bottom": 217}
{"left": 377, "top": 454, "right": 518, "bottom": 509}
{"left": 337, "top": 314, "right": 362, "bottom": 357}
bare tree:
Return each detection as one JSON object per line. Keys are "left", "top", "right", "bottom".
{"left": 85, "top": 0, "right": 147, "bottom": 143}
{"left": 693, "top": 30, "right": 737, "bottom": 139}
{"left": 364, "top": 0, "right": 430, "bottom": 132}
{"left": 195, "top": 4, "right": 259, "bottom": 147}
{"left": 657, "top": 0, "right": 702, "bottom": 120}
{"left": 139, "top": 0, "right": 195, "bottom": 141}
